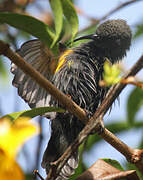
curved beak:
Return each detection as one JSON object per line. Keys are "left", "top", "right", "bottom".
{"left": 73, "top": 34, "right": 98, "bottom": 42}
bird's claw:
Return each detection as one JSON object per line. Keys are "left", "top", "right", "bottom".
{"left": 96, "top": 120, "right": 105, "bottom": 135}
{"left": 84, "top": 109, "right": 93, "bottom": 119}
{"left": 90, "top": 117, "right": 105, "bottom": 135}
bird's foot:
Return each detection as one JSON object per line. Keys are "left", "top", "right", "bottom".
{"left": 89, "top": 116, "right": 105, "bottom": 135}
{"left": 96, "top": 120, "right": 105, "bottom": 135}
{"left": 84, "top": 109, "right": 93, "bottom": 119}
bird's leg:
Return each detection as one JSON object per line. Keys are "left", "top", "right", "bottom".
{"left": 84, "top": 109, "right": 93, "bottom": 119}
{"left": 96, "top": 116, "right": 105, "bottom": 135}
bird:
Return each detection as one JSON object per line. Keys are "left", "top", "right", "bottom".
{"left": 11, "top": 19, "right": 132, "bottom": 179}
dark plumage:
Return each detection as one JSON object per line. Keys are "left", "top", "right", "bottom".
{"left": 11, "top": 19, "right": 132, "bottom": 179}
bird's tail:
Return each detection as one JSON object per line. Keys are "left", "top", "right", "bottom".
{"left": 41, "top": 114, "right": 83, "bottom": 179}
{"left": 41, "top": 144, "right": 79, "bottom": 180}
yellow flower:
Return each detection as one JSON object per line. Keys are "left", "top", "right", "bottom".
{"left": 0, "top": 117, "right": 39, "bottom": 180}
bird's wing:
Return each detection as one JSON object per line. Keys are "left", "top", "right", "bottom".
{"left": 11, "top": 39, "right": 56, "bottom": 109}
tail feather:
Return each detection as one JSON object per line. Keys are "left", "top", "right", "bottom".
{"left": 56, "top": 152, "right": 79, "bottom": 180}
{"left": 42, "top": 150, "right": 79, "bottom": 180}
{"left": 41, "top": 114, "right": 83, "bottom": 179}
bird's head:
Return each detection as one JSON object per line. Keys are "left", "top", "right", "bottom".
{"left": 74, "top": 19, "right": 132, "bottom": 62}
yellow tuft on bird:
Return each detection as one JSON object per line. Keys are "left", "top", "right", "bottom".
{"left": 55, "top": 50, "right": 73, "bottom": 73}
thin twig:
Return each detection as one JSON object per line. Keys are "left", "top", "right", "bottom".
{"left": 77, "top": 0, "right": 141, "bottom": 36}
{"left": 100, "top": 0, "right": 142, "bottom": 21}
{"left": 35, "top": 116, "right": 43, "bottom": 173}
{"left": 33, "top": 169, "right": 44, "bottom": 180}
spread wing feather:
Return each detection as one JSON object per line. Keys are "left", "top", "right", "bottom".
{"left": 11, "top": 39, "right": 54, "bottom": 109}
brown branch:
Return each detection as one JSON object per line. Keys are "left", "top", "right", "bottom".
{"left": 101, "top": 128, "right": 134, "bottom": 161}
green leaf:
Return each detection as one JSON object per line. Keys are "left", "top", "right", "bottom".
{"left": 126, "top": 163, "right": 143, "bottom": 179}
{"left": 77, "top": 24, "right": 98, "bottom": 37}
{"left": 61, "top": 0, "right": 78, "bottom": 41}
{"left": 26, "top": 174, "right": 33, "bottom": 180}
{"left": 0, "top": 12, "right": 56, "bottom": 49}
{"left": 50, "top": 0, "right": 63, "bottom": 48}
{"left": 139, "top": 136, "right": 143, "bottom": 149}
{"left": 103, "top": 61, "right": 121, "bottom": 86}
{"left": 134, "top": 21, "right": 143, "bottom": 39}
{"left": 103, "top": 159, "right": 124, "bottom": 171}
{"left": 127, "top": 87, "right": 143, "bottom": 124}
{"left": 2, "top": 107, "right": 65, "bottom": 120}
{"left": 0, "top": 57, "right": 7, "bottom": 81}
{"left": 68, "top": 24, "right": 99, "bottom": 48}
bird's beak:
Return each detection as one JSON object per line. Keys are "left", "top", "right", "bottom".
{"left": 73, "top": 34, "right": 98, "bottom": 42}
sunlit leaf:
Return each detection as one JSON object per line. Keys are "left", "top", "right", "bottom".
{"left": 127, "top": 87, "right": 143, "bottom": 124}
{"left": 134, "top": 21, "right": 143, "bottom": 39}
{"left": 3, "top": 106, "right": 65, "bottom": 121}
{"left": 50, "top": 0, "right": 63, "bottom": 48}
{"left": 103, "top": 60, "right": 121, "bottom": 86}
{"left": 61, "top": 0, "right": 78, "bottom": 41}
{"left": 0, "top": 58, "right": 7, "bottom": 81}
